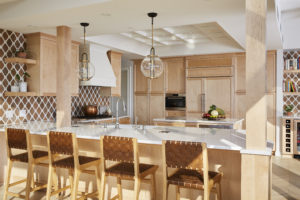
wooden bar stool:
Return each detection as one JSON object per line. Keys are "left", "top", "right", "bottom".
{"left": 162, "top": 140, "right": 223, "bottom": 200}
{"left": 100, "top": 136, "right": 158, "bottom": 200}
{"left": 3, "top": 128, "right": 49, "bottom": 200}
{"left": 46, "top": 131, "right": 101, "bottom": 200}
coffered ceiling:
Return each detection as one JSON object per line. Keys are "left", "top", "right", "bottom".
{"left": 120, "top": 22, "right": 242, "bottom": 48}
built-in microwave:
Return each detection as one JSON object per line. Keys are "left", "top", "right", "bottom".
{"left": 165, "top": 94, "right": 186, "bottom": 110}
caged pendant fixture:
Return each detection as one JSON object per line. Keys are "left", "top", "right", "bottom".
{"left": 79, "top": 22, "right": 95, "bottom": 81}
{"left": 140, "top": 12, "right": 164, "bottom": 79}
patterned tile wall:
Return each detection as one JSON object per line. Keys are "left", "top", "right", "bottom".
{"left": 283, "top": 50, "right": 300, "bottom": 116}
{"left": 0, "top": 29, "right": 109, "bottom": 125}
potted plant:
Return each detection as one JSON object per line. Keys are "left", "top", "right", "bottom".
{"left": 284, "top": 105, "right": 294, "bottom": 116}
{"left": 15, "top": 49, "right": 27, "bottom": 58}
{"left": 16, "top": 72, "right": 31, "bottom": 92}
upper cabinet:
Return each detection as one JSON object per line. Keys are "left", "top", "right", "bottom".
{"left": 134, "top": 60, "right": 149, "bottom": 94}
{"left": 164, "top": 57, "right": 185, "bottom": 94}
{"left": 234, "top": 51, "right": 276, "bottom": 93}
{"left": 25, "top": 32, "right": 79, "bottom": 96}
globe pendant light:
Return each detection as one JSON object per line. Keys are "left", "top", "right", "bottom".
{"left": 141, "top": 12, "right": 164, "bottom": 79}
{"left": 79, "top": 22, "right": 95, "bottom": 81}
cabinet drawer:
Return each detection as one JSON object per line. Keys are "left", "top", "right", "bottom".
{"left": 187, "top": 66, "right": 232, "bottom": 78}
{"left": 166, "top": 110, "right": 186, "bottom": 117}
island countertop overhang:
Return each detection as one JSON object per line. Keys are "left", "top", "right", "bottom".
{"left": 0, "top": 121, "right": 273, "bottom": 155}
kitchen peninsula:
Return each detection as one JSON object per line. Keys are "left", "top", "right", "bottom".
{"left": 0, "top": 122, "right": 273, "bottom": 200}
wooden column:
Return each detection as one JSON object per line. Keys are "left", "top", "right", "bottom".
{"left": 56, "top": 26, "right": 72, "bottom": 128}
{"left": 242, "top": 0, "right": 271, "bottom": 199}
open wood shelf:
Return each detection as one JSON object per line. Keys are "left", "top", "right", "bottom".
{"left": 283, "top": 92, "right": 300, "bottom": 95}
{"left": 4, "top": 92, "right": 38, "bottom": 96}
{"left": 4, "top": 57, "right": 37, "bottom": 65}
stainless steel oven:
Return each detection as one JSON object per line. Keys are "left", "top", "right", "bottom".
{"left": 165, "top": 95, "right": 186, "bottom": 110}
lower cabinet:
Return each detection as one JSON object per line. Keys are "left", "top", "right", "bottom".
{"left": 134, "top": 93, "right": 165, "bottom": 125}
{"left": 165, "top": 110, "right": 186, "bottom": 117}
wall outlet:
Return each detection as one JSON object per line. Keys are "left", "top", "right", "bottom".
{"left": 19, "top": 110, "right": 26, "bottom": 118}
{"left": 5, "top": 110, "right": 14, "bottom": 119}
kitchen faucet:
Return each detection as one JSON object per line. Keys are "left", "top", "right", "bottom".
{"left": 115, "top": 97, "right": 126, "bottom": 129}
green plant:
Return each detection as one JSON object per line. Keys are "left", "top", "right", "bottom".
{"left": 16, "top": 71, "right": 31, "bottom": 82}
{"left": 284, "top": 105, "right": 294, "bottom": 112}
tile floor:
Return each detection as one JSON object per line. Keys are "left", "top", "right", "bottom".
{"left": 0, "top": 156, "right": 299, "bottom": 200}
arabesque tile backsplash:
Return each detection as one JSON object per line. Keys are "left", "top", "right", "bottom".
{"left": 0, "top": 29, "right": 109, "bottom": 125}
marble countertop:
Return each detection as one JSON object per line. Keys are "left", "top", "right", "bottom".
{"left": 0, "top": 121, "right": 272, "bottom": 155}
{"left": 73, "top": 115, "right": 129, "bottom": 123}
{"left": 153, "top": 117, "right": 244, "bottom": 125}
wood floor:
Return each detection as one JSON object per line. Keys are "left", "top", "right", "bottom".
{"left": 0, "top": 156, "right": 299, "bottom": 200}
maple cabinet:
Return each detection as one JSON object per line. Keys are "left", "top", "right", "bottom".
{"left": 164, "top": 57, "right": 185, "bottom": 94}
{"left": 25, "top": 32, "right": 79, "bottom": 96}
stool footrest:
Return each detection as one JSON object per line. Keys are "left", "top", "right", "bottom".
{"left": 8, "top": 179, "right": 27, "bottom": 187}
{"left": 110, "top": 194, "right": 120, "bottom": 200}
{"left": 50, "top": 185, "right": 71, "bottom": 196}
{"left": 77, "top": 191, "right": 99, "bottom": 200}
{"left": 7, "top": 191, "right": 26, "bottom": 199}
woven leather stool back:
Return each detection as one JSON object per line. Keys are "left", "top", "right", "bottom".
{"left": 102, "top": 136, "right": 135, "bottom": 163}
{"left": 164, "top": 140, "right": 205, "bottom": 170}
{"left": 6, "top": 128, "right": 28, "bottom": 150}
{"left": 48, "top": 131, "right": 74, "bottom": 155}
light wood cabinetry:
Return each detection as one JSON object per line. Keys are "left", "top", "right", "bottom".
{"left": 186, "top": 78, "right": 203, "bottom": 115}
{"left": 164, "top": 57, "right": 185, "bottom": 94}
{"left": 134, "top": 94, "right": 149, "bottom": 125}
{"left": 133, "top": 60, "right": 165, "bottom": 124}
{"left": 25, "top": 32, "right": 79, "bottom": 96}
{"left": 150, "top": 72, "right": 164, "bottom": 94}
{"left": 134, "top": 60, "right": 149, "bottom": 93}
{"left": 149, "top": 94, "right": 165, "bottom": 124}
{"left": 165, "top": 110, "right": 186, "bottom": 117}
{"left": 204, "top": 77, "right": 233, "bottom": 117}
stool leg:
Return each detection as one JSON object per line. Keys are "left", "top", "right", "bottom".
{"left": 31, "top": 164, "right": 35, "bottom": 189}
{"left": 134, "top": 177, "right": 140, "bottom": 200}
{"left": 117, "top": 177, "right": 122, "bottom": 200}
{"left": 151, "top": 173, "right": 156, "bottom": 200}
{"left": 176, "top": 186, "right": 180, "bottom": 200}
{"left": 69, "top": 169, "right": 74, "bottom": 194}
{"left": 100, "top": 172, "right": 106, "bottom": 200}
{"left": 25, "top": 163, "right": 33, "bottom": 200}
{"left": 162, "top": 180, "right": 168, "bottom": 200}
{"left": 71, "top": 170, "right": 81, "bottom": 200}
{"left": 95, "top": 165, "right": 102, "bottom": 200}
{"left": 46, "top": 166, "right": 54, "bottom": 200}
{"left": 3, "top": 159, "right": 13, "bottom": 200}
{"left": 216, "top": 183, "right": 222, "bottom": 200}
{"left": 53, "top": 168, "right": 59, "bottom": 198}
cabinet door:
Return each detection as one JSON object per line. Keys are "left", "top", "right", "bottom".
{"left": 134, "top": 60, "right": 149, "bottom": 93}
{"left": 165, "top": 58, "right": 185, "bottom": 94}
{"left": 135, "top": 94, "right": 149, "bottom": 125}
{"left": 186, "top": 78, "right": 203, "bottom": 114}
{"left": 150, "top": 70, "right": 165, "bottom": 94}
{"left": 204, "top": 77, "right": 232, "bottom": 117}
{"left": 149, "top": 94, "right": 165, "bottom": 124}
{"left": 41, "top": 37, "right": 57, "bottom": 95}
{"left": 235, "top": 54, "right": 246, "bottom": 93}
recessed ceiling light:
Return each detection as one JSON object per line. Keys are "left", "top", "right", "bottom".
{"left": 100, "top": 13, "right": 111, "bottom": 16}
